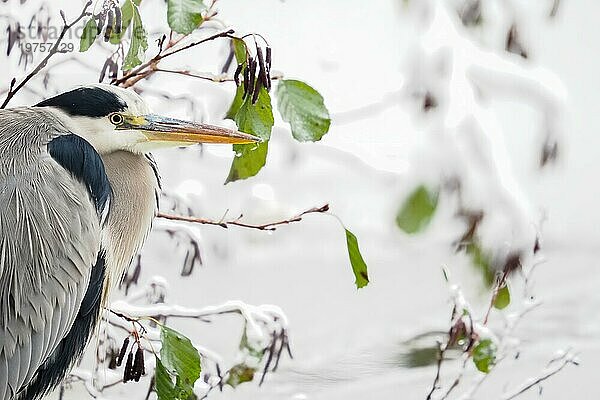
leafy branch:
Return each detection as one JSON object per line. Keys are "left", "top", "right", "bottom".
{"left": 104, "top": 297, "right": 291, "bottom": 399}
{"left": 157, "top": 204, "right": 329, "bottom": 231}
{"left": 423, "top": 260, "right": 576, "bottom": 400}
{"left": 111, "top": 29, "right": 237, "bottom": 87}
{"left": 1, "top": 1, "right": 371, "bottom": 398}
{"left": 156, "top": 204, "right": 370, "bottom": 289}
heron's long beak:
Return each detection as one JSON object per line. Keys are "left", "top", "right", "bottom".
{"left": 121, "top": 114, "right": 259, "bottom": 144}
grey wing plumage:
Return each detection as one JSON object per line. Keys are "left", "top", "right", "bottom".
{"left": 0, "top": 108, "right": 104, "bottom": 399}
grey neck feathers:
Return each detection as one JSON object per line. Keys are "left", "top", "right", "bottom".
{"left": 100, "top": 151, "right": 159, "bottom": 303}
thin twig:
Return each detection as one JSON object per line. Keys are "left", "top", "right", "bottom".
{"left": 483, "top": 270, "right": 509, "bottom": 324}
{"left": 426, "top": 341, "right": 445, "bottom": 400}
{"left": 154, "top": 68, "right": 233, "bottom": 82}
{"left": 153, "top": 67, "right": 282, "bottom": 83}
{"left": 108, "top": 308, "right": 139, "bottom": 323}
{"left": 439, "top": 355, "right": 470, "bottom": 400}
{"left": 112, "top": 29, "right": 235, "bottom": 87}
{"left": 162, "top": 29, "right": 235, "bottom": 59}
{"left": 501, "top": 352, "right": 578, "bottom": 400}
{"left": 156, "top": 204, "right": 330, "bottom": 231}
{"left": 426, "top": 269, "right": 510, "bottom": 399}
{"left": 0, "top": 1, "right": 92, "bottom": 108}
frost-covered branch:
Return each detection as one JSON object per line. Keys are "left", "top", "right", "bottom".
{"left": 401, "top": 0, "right": 567, "bottom": 266}
{"left": 501, "top": 350, "right": 579, "bottom": 400}
{"left": 70, "top": 275, "right": 291, "bottom": 399}
{"left": 110, "top": 300, "right": 288, "bottom": 342}
{"left": 426, "top": 258, "right": 573, "bottom": 400}
{"left": 410, "top": 4, "right": 574, "bottom": 394}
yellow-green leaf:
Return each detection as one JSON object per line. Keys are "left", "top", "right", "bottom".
{"left": 225, "top": 84, "right": 244, "bottom": 120}
{"left": 493, "top": 284, "right": 510, "bottom": 310}
{"left": 345, "top": 228, "right": 369, "bottom": 289}
{"left": 396, "top": 185, "right": 438, "bottom": 234}
{"left": 122, "top": 1, "right": 147, "bottom": 70}
{"left": 226, "top": 364, "right": 256, "bottom": 388}
{"left": 465, "top": 242, "right": 495, "bottom": 287}
{"left": 79, "top": 18, "right": 98, "bottom": 52}
{"left": 232, "top": 38, "right": 247, "bottom": 64}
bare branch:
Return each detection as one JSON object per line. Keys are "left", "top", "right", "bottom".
{"left": 0, "top": 1, "right": 92, "bottom": 108}
{"left": 160, "top": 29, "right": 235, "bottom": 60}
{"left": 483, "top": 269, "right": 510, "bottom": 324}
{"left": 156, "top": 204, "right": 330, "bottom": 231}
{"left": 112, "top": 29, "right": 236, "bottom": 87}
{"left": 154, "top": 68, "right": 233, "bottom": 82}
{"left": 501, "top": 351, "right": 578, "bottom": 400}
{"left": 425, "top": 341, "right": 444, "bottom": 400}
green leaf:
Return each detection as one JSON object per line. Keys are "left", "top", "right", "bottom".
{"left": 226, "top": 364, "right": 256, "bottom": 388}
{"left": 225, "top": 84, "right": 244, "bottom": 120}
{"left": 345, "top": 228, "right": 369, "bottom": 289}
{"left": 122, "top": 1, "right": 148, "bottom": 71}
{"left": 472, "top": 339, "right": 497, "bottom": 373}
{"left": 396, "top": 185, "right": 438, "bottom": 234}
{"left": 225, "top": 87, "right": 273, "bottom": 183}
{"left": 493, "top": 284, "right": 511, "bottom": 310}
{"left": 232, "top": 38, "right": 247, "bottom": 64}
{"left": 276, "top": 79, "right": 331, "bottom": 142}
{"left": 224, "top": 39, "right": 249, "bottom": 120}
{"left": 159, "top": 325, "right": 201, "bottom": 397}
{"left": 465, "top": 242, "right": 495, "bottom": 287}
{"left": 226, "top": 142, "right": 268, "bottom": 183}
{"left": 167, "top": 0, "right": 205, "bottom": 35}
{"left": 235, "top": 87, "right": 274, "bottom": 141}
{"left": 110, "top": 0, "right": 142, "bottom": 44}
{"left": 155, "top": 357, "right": 178, "bottom": 400}
{"left": 79, "top": 18, "right": 98, "bottom": 52}
{"left": 238, "top": 326, "right": 266, "bottom": 360}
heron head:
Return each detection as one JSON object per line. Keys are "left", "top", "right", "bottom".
{"left": 36, "top": 84, "right": 259, "bottom": 154}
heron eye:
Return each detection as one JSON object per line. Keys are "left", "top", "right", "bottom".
{"left": 109, "top": 113, "right": 124, "bottom": 126}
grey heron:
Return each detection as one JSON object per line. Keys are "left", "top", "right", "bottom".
{"left": 0, "top": 84, "right": 258, "bottom": 400}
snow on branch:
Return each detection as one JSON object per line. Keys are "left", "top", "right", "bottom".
{"left": 401, "top": 0, "right": 567, "bottom": 267}
{"left": 501, "top": 350, "right": 579, "bottom": 400}
{"left": 110, "top": 299, "right": 288, "bottom": 345}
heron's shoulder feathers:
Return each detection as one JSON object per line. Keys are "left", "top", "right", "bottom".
{"left": 47, "top": 134, "right": 112, "bottom": 222}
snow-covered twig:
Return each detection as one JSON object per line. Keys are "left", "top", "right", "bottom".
{"left": 65, "top": 368, "right": 122, "bottom": 399}
{"left": 402, "top": 0, "right": 566, "bottom": 265}
{"left": 71, "top": 273, "right": 291, "bottom": 400}
{"left": 500, "top": 350, "right": 579, "bottom": 400}
{"left": 110, "top": 299, "right": 288, "bottom": 344}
